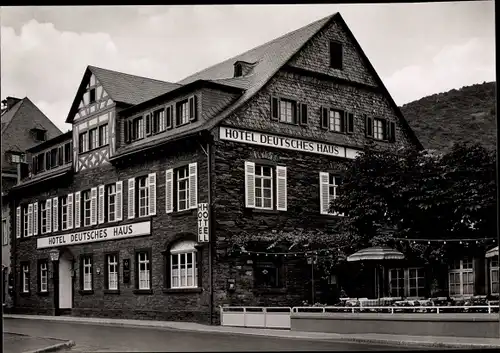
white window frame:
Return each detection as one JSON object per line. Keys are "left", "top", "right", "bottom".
{"left": 22, "top": 264, "right": 29, "bottom": 293}
{"left": 137, "top": 176, "right": 149, "bottom": 217}
{"left": 255, "top": 165, "right": 273, "bottom": 210}
{"left": 40, "top": 262, "right": 48, "bottom": 292}
{"left": 107, "top": 184, "right": 117, "bottom": 222}
{"left": 170, "top": 241, "right": 198, "bottom": 289}
{"left": 153, "top": 109, "right": 165, "bottom": 133}
{"left": 2, "top": 219, "right": 8, "bottom": 246}
{"left": 178, "top": 101, "right": 190, "bottom": 126}
{"left": 83, "top": 257, "right": 92, "bottom": 291}
{"left": 107, "top": 254, "right": 118, "bottom": 291}
{"left": 61, "top": 196, "right": 68, "bottom": 230}
{"left": 329, "top": 109, "right": 342, "bottom": 132}
{"left": 83, "top": 190, "right": 91, "bottom": 226}
{"left": 490, "top": 258, "right": 499, "bottom": 296}
{"left": 23, "top": 205, "right": 29, "bottom": 237}
{"left": 99, "top": 124, "right": 108, "bottom": 146}
{"left": 138, "top": 252, "right": 150, "bottom": 290}
{"left": 279, "top": 99, "right": 295, "bottom": 124}
{"left": 448, "top": 258, "right": 474, "bottom": 298}
{"left": 80, "top": 131, "right": 88, "bottom": 153}
{"left": 89, "top": 128, "right": 98, "bottom": 150}
{"left": 41, "top": 201, "right": 48, "bottom": 234}
{"left": 373, "top": 118, "right": 384, "bottom": 140}
{"left": 176, "top": 166, "right": 189, "bottom": 212}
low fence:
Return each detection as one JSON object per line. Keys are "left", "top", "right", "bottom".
{"left": 220, "top": 304, "right": 500, "bottom": 330}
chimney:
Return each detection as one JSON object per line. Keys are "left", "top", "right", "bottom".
{"left": 5, "top": 97, "right": 21, "bottom": 110}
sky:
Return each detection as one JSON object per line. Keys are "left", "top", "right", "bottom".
{"left": 0, "top": 2, "right": 496, "bottom": 132}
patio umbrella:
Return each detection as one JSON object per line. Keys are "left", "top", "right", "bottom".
{"left": 347, "top": 246, "right": 405, "bottom": 299}
{"left": 485, "top": 246, "right": 499, "bottom": 259}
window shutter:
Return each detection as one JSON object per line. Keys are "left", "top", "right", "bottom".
{"left": 382, "top": 119, "right": 388, "bottom": 140}
{"left": 52, "top": 197, "right": 59, "bottom": 232}
{"left": 347, "top": 113, "right": 354, "bottom": 134}
{"left": 68, "top": 193, "right": 74, "bottom": 229}
{"left": 365, "top": 115, "right": 373, "bottom": 138}
{"left": 116, "top": 181, "right": 123, "bottom": 221}
{"left": 148, "top": 173, "right": 157, "bottom": 216}
{"left": 27, "top": 204, "right": 33, "bottom": 237}
{"left": 74, "top": 192, "right": 81, "bottom": 229}
{"left": 299, "top": 103, "right": 308, "bottom": 126}
{"left": 319, "top": 172, "right": 330, "bottom": 215}
{"left": 244, "top": 161, "right": 256, "bottom": 208}
{"left": 321, "top": 107, "right": 329, "bottom": 130}
{"left": 189, "top": 96, "right": 198, "bottom": 122}
{"left": 270, "top": 96, "right": 279, "bottom": 121}
{"left": 128, "top": 178, "right": 135, "bottom": 219}
{"left": 90, "top": 187, "right": 97, "bottom": 225}
{"left": 166, "top": 106, "right": 173, "bottom": 130}
{"left": 16, "top": 206, "right": 21, "bottom": 239}
{"left": 124, "top": 119, "right": 129, "bottom": 143}
{"left": 33, "top": 202, "right": 38, "bottom": 236}
{"left": 165, "top": 169, "right": 174, "bottom": 214}
{"left": 98, "top": 185, "right": 105, "bottom": 224}
{"left": 276, "top": 166, "right": 287, "bottom": 211}
{"left": 188, "top": 163, "right": 198, "bottom": 209}
{"left": 145, "top": 113, "right": 152, "bottom": 136}
{"left": 46, "top": 198, "right": 52, "bottom": 233}
{"left": 389, "top": 121, "right": 396, "bottom": 142}
{"left": 340, "top": 111, "right": 346, "bottom": 133}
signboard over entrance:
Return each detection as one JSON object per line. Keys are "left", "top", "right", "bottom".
{"left": 37, "top": 221, "right": 151, "bottom": 249}
{"left": 219, "top": 126, "right": 361, "bottom": 159}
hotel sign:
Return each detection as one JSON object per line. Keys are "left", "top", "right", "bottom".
{"left": 198, "top": 203, "right": 209, "bottom": 242}
{"left": 219, "top": 126, "right": 361, "bottom": 159}
{"left": 37, "top": 221, "right": 151, "bottom": 249}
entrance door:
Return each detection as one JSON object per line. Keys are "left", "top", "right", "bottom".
{"left": 58, "top": 252, "right": 73, "bottom": 310}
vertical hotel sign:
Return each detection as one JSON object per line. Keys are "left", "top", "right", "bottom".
{"left": 198, "top": 203, "right": 209, "bottom": 242}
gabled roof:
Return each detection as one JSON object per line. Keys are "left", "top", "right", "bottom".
{"left": 66, "top": 66, "right": 182, "bottom": 123}
{"left": 1, "top": 98, "right": 24, "bottom": 135}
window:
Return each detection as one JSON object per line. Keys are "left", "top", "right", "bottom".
{"left": 137, "top": 176, "right": 149, "bottom": 217}
{"left": 10, "top": 153, "right": 24, "bottom": 164}
{"left": 23, "top": 205, "right": 29, "bottom": 237}
{"left": 491, "top": 258, "right": 499, "bottom": 295}
{"left": 170, "top": 240, "right": 198, "bottom": 288}
{"left": 33, "top": 129, "right": 46, "bottom": 142}
{"left": 82, "top": 190, "right": 91, "bottom": 226}
{"left": 234, "top": 63, "right": 243, "bottom": 77}
{"left": 107, "top": 254, "right": 118, "bottom": 291}
{"left": 2, "top": 219, "right": 8, "bottom": 246}
{"left": 322, "top": 173, "right": 343, "bottom": 216}
{"left": 255, "top": 165, "right": 273, "bottom": 210}
{"left": 34, "top": 154, "right": 45, "bottom": 173}
{"left": 329, "top": 41, "right": 343, "bottom": 70}
{"left": 329, "top": 110, "right": 343, "bottom": 132}
{"left": 449, "top": 258, "right": 474, "bottom": 297}
{"left": 98, "top": 124, "right": 108, "bottom": 146}
{"left": 64, "top": 142, "right": 72, "bottom": 164}
{"left": 389, "top": 267, "right": 425, "bottom": 298}
{"left": 39, "top": 262, "right": 48, "bottom": 293}
{"left": 176, "top": 166, "right": 189, "bottom": 212}
{"left": 22, "top": 264, "right": 30, "bottom": 293}
{"left": 45, "top": 151, "right": 51, "bottom": 170}
{"left": 176, "top": 100, "right": 189, "bottom": 126}
{"left": 137, "top": 251, "right": 151, "bottom": 290}
{"left": 254, "top": 258, "right": 283, "bottom": 288}
{"left": 57, "top": 146, "right": 64, "bottom": 166}
{"left": 40, "top": 201, "right": 48, "bottom": 234}
{"left": 152, "top": 109, "right": 165, "bottom": 134}
{"left": 389, "top": 269, "right": 404, "bottom": 297}
{"left": 50, "top": 148, "right": 58, "bottom": 168}
{"left": 107, "top": 184, "right": 116, "bottom": 222}
{"left": 89, "top": 88, "right": 96, "bottom": 103}
{"left": 279, "top": 99, "right": 296, "bottom": 124}
{"left": 131, "top": 117, "right": 144, "bottom": 140}
{"left": 373, "top": 118, "right": 385, "bottom": 140}
{"left": 89, "top": 128, "right": 98, "bottom": 150}
{"left": 79, "top": 132, "right": 88, "bottom": 153}
{"left": 82, "top": 256, "right": 92, "bottom": 291}
{"left": 61, "top": 196, "right": 68, "bottom": 230}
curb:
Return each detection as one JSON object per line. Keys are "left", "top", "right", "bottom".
{"left": 22, "top": 340, "right": 75, "bottom": 353}
{"left": 336, "top": 337, "right": 500, "bottom": 349}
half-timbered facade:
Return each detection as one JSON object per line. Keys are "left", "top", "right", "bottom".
{"left": 9, "top": 13, "right": 423, "bottom": 323}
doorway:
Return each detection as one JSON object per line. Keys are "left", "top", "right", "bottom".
{"left": 54, "top": 250, "right": 73, "bottom": 315}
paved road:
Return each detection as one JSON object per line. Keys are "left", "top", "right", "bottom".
{"left": 5, "top": 318, "right": 430, "bottom": 352}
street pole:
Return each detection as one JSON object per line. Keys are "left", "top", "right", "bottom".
{"left": 311, "top": 258, "right": 315, "bottom": 305}
{"left": 496, "top": 1, "right": 500, "bottom": 337}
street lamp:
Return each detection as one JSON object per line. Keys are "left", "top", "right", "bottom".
{"left": 307, "top": 255, "right": 318, "bottom": 305}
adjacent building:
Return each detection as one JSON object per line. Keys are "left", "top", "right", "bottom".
{"left": 1, "top": 96, "right": 62, "bottom": 307}
{"left": 9, "top": 13, "right": 426, "bottom": 323}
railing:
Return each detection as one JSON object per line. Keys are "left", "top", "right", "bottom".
{"left": 291, "top": 304, "right": 500, "bottom": 314}
{"left": 220, "top": 306, "right": 292, "bottom": 329}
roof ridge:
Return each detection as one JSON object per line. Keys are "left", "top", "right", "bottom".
{"left": 178, "top": 13, "right": 336, "bottom": 84}
{"left": 88, "top": 65, "right": 180, "bottom": 86}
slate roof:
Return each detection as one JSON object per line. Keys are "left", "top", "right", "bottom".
{"left": 1, "top": 98, "right": 24, "bottom": 135}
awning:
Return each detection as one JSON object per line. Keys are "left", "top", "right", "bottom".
{"left": 486, "top": 246, "right": 499, "bottom": 259}
{"left": 347, "top": 246, "right": 405, "bottom": 262}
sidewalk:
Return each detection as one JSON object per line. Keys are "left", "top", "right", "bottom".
{"left": 4, "top": 314, "right": 500, "bottom": 349}
{"left": 3, "top": 332, "right": 74, "bottom": 353}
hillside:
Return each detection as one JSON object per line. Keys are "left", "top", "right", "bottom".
{"left": 400, "top": 82, "right": 496, "bottom": 152}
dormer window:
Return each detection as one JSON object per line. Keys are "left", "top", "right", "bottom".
{"left": 233, "top": 60, "right": 257, "bottom": 78}
{"left": 31, "top": 128, "right": 47, "bottom": 142}
{"left": 329, "top": 41, "right": 343, "bottom": 70}
{"left": 234, "top": 63, "right": 243, "bottom": 78}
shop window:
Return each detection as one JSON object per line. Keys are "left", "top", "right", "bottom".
{"left": 254, "top": 257, "right": 284, "bottom": 289}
